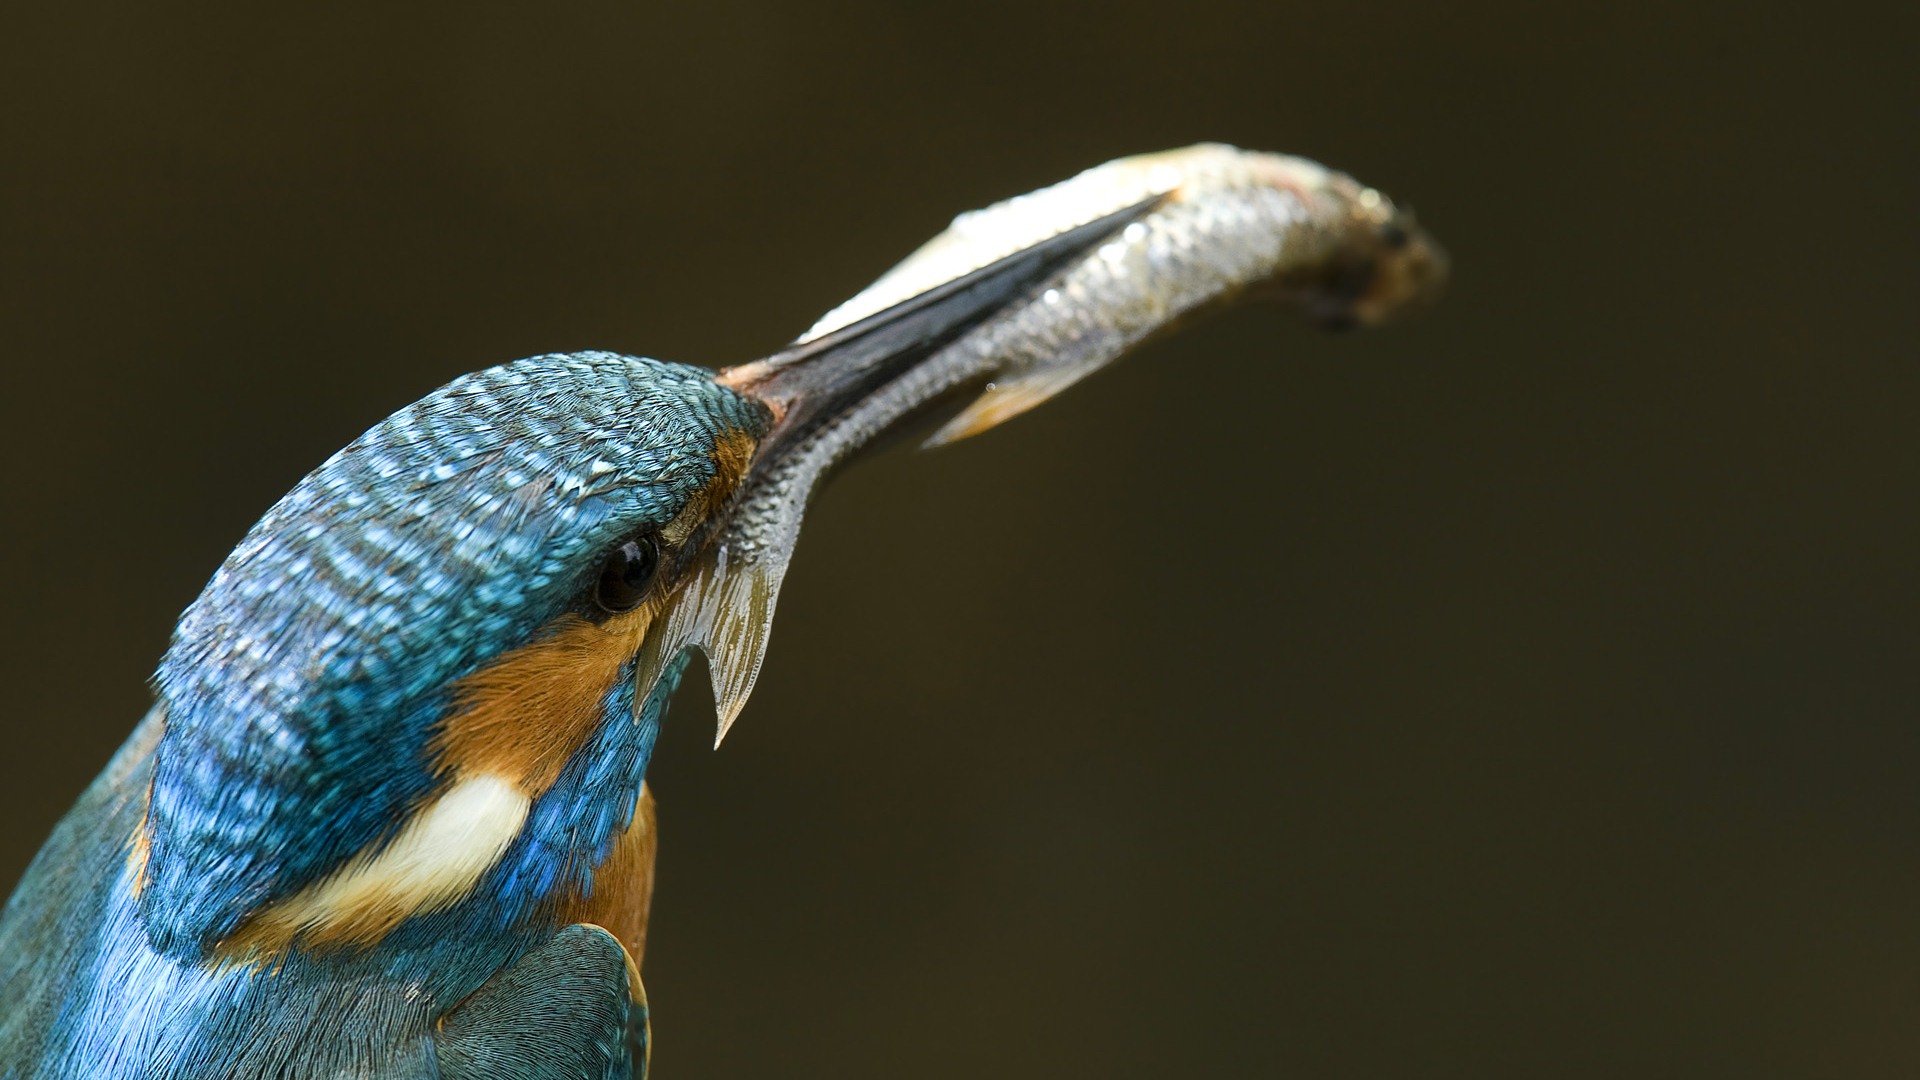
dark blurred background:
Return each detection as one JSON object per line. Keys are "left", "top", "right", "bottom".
{"left": 2, "top": 1, "right": 1914, "bottom": 1076}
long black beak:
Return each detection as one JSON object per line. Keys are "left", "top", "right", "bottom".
{"left": 719, "top": 194, "right": 1163, "bottom": 470}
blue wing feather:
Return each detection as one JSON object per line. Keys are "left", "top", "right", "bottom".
{"left": 435, "top": 924, "right": 644, "bottom": 1080}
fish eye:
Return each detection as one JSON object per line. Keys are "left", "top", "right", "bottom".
{"left": 595, "top": 536, "right": 660, "bottom": 613}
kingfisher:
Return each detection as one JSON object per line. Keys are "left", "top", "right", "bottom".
{"left": 0, "top": 145, "right": 1443, "bottom": 1078}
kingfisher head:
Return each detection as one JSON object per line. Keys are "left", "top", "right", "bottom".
{"left": 143, "top": 354, "right": 763, "bottom": 959}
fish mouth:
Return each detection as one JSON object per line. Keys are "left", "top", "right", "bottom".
{"left": 1347, "top": 210, "right": 1448, "bottom": 328}
{"left": 1266, "top": 204, "right": 1449, "bottom": 331}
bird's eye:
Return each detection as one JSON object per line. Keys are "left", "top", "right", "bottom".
{"left": 595, "top": 536, "right": 660, "bottom": 613}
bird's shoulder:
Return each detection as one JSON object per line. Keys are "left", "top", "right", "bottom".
{"left": 435, "top": 922, "right": 648, "bottom": 1080}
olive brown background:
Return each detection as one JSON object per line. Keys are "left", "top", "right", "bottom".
{"left": 1, "top": 2, "right": 1913, "bottom": 1076}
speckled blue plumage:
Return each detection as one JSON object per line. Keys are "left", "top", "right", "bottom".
{"left": 0, "top": 351, "right": 765, "bottom": 1077}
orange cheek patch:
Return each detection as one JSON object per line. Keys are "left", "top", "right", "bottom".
{"left": 432, "top": 604, "right": 658, "bottom": 795}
